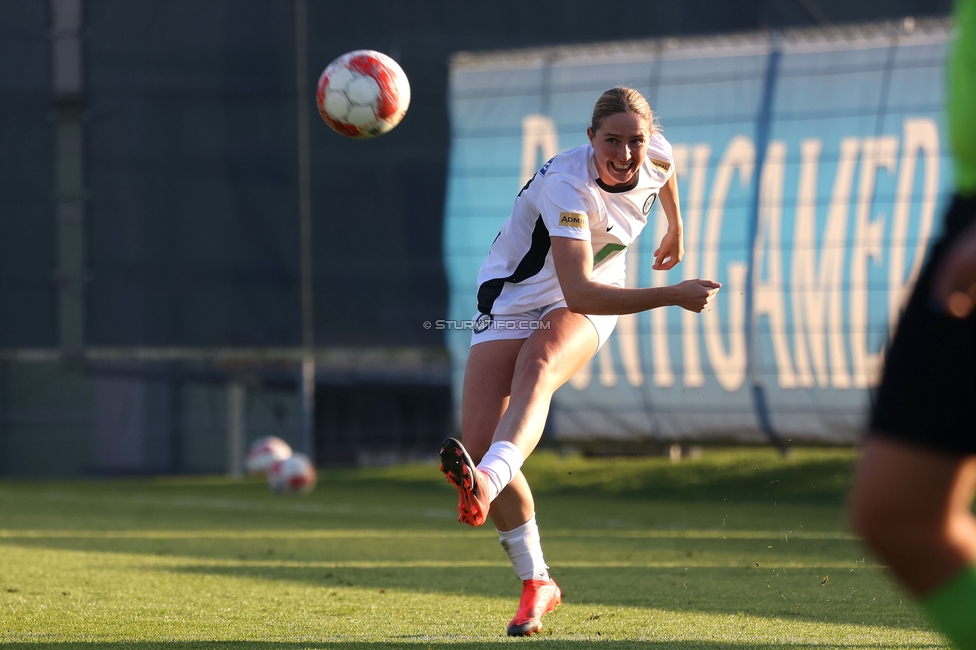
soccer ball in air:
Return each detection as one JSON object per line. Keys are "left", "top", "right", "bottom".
{"left": 316, "top": 49, "right": 410, "bottom": 139}
{"left": 268, "top": 452, "right": 317, "bottom": 495}
{"left": 245, "top": 436, "right": 292, "bottom": 476}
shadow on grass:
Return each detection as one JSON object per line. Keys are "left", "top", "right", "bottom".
{"left": 343, "top": 450, "right": 858, "bottom": 508}
{"left": 157, "top": 563, "right": 924, "bottom": 632}
{"left": 0, "top": 451, "right": 858, "bottom": 533}
{"left": 513, "top": 457, "right": 854, "bottom": 507}
{"left": 0, "top": 642, "right": 944, "bottom": 650}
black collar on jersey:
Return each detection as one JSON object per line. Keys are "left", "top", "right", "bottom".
{"left": 595, "top": 169, "right": 640, "bottom": 193}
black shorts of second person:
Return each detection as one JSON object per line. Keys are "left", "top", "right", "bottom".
{"left": 869, "top": 194, "right": 976, "bottom": 454}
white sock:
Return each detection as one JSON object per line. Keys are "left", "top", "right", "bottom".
{"left": 477, "top": 440, "right": 524, "bottom": 502}
{"left": 498, "top": 514, "right": 550, "bottom": 581}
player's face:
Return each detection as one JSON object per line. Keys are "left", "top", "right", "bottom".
{"left": 587, "top": 112, "right": 650, "bottom": 187}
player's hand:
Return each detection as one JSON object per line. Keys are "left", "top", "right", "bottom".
{"left": 932, "top": 220, "right": 976, "bottom": 319}
{"left": 652, "top": 229, "right": 684, "bottom": 271}
{"left": 672, "top": 279, "right": 721, "bottom": 313}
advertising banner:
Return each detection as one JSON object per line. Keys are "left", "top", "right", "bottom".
{"left": 444, "top": 21, "right": 951, "bottom": 444}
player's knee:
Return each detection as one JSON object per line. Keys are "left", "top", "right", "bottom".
{"left": 513, "top": 356, "right": 559, "bottom": 392}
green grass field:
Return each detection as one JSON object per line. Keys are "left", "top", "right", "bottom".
{"left": 0, "top": 448, "right": 947, "bottom": 649}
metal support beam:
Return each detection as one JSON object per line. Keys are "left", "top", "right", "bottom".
{"left": 51, "top": 0, "right": 86, "bottom": 356}
{"left": 226, "top": 381, "right": 245, "bottom": 478}
{"left": 295, "top": 0, "right": 316, "bottom": 463}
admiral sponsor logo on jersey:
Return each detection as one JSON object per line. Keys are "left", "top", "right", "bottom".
{"left": 648, "top": 158, "right": 671, "bottom": 172}
{"left": 558, "top": 212, "right": 587, "bottom": 228}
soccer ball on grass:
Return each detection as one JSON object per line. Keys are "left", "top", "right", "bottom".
{"left": 245, "top": 436, "right": 292, "bottom": 476}
{"left": 316, "top": 49, "right": 410, "bottom": 139}
{"left": 268, "top": 452, "right": 317, "bottom": 495}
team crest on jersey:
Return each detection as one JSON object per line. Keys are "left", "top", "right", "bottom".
{"left": 473, "top": 313, "right": 493, "bottom": 334}
{"left": 539, "top": 157, "right": 555, "bottom": 176}
{"left": 559, "top": 212, "right": 587, "bottom": 228}
{"left": 643, "top": 192, "right": 658, "bottom": 215}
{"left": 649, "top": 159, "right": 671, "bottom": 172}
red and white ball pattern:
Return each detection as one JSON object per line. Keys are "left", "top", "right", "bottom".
{"left": 316, "top": 50, "right": 410, "bottom": 139}
{"left": 268, "top": 452, "right": 317, "bottom": 495}
{"left": 245, "top": 436, "right": 292, "bottom": 476}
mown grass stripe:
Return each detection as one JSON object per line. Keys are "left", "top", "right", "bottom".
{"left": 0, "top": 528, "right": 856, "bottom": 540}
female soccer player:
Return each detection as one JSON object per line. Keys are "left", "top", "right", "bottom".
{"left": 439, "top": 86, "right": 721, "bottom": 636}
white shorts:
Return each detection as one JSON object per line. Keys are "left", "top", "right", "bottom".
{"left": 469, "top": 300, "right": 618, "bottom": 351}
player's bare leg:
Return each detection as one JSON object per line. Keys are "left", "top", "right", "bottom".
{"left": 462, "top": 308, "right": 597, "bottom": 522}
{"left": 851, "top": 437, "right": 976, "bottom": 647}
{"left": 440, "top": 338, "right": 525, "bottom": 526}
{"left": 459, "top": 338, "right": 524, "bottom": 462}
{"left": 487, "top": 473, "right": 534, "bottom": 531}
{"left": 452, "top": 308, "right": 598, "bottom": 526}
{"left": 450, "top": 337, "right": 539, "bottom": 535}
{"left": 481, "top": 308, "right": 597, "bottom": 635}
{"left": 851, "top": 437, "right": 976, "bottom": 594}
{"left": 442, "top": 309, "right": 598, "bottom": 526}
{"left": 441, "top": 308, "right": 598, "bottom": 635}
{"left": 440, "top": 337, "right": 558, "bottom": 636}
{"left": 493, "top": 308, "right": 599, "bottom": 457}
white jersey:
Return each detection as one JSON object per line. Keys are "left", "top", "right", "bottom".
{"left": 474, "top": 132, "right": 675, "bottom": 317}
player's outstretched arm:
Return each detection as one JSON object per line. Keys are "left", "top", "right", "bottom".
{"left": 551, "top": 236, "right": 720, "bottom": 315}
{"left": 653, "top": 171, "right": 684, "bottom": 271}
{"left": 931, "top": 218, "right": 976, "bottom": 318}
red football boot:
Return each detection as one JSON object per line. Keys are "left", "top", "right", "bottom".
{"left": 439, "top": 438, "right": 491, "bottom": 526}
{"left": 507, "top": 578, "right": 562, "bottom": 636}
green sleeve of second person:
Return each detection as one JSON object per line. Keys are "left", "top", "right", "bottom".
{"left": 951, "top": 0, "right": 976, "bottom": 194}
